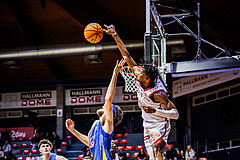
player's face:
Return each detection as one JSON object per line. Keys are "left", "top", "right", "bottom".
{"left": 39, "top": 143, "right": 52, "bottom": 155}
{"left": 137, "top": 68, "right": 148, "bottom": 82}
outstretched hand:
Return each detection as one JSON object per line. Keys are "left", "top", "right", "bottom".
{"left": 65, "top": 119, "right": 75, "bottom": 132}
{"left": 114, "top": 59, "right": 126, "bottom": 73}
{"left": 103, "top": 24, "right": 117, "bottom": 36}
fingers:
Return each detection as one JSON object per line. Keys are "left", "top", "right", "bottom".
{"left": 103, "top": 29, "right": 107, "bottom": 33}
{"left": 66, "top": 119, "right": 73, "bottom": 127}
{"left": 104, "top": 24, "right": 109, "bottom": 29}
{"left": 119, "top": 59, "right": 126, "bottom": 66}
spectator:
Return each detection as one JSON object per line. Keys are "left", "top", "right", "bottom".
{"left": 43, "top": 132, "right": 51, "bottom": 141}
{"left": 0, "top": 146, "right": 4, "bottom": 160}
{"left": 83, "top": 148, "right": 91, "bottom": 158}
{"left": 166, "top": 144, "right": 178, "bottom": 160}
{"left": 0, "top": 129, "right": 11, "bottom": 146}
{"left": 110, "top": 148, "right": 119, "bottom": 160}
{"left": 34, "top": 127, "right": 43, "bottom": 138}
{"left": 31, "top": 132, "right": 40, "bottom": 150}
{"left": 185, "top": 145, "right": 196, "bottom": 160}
{"left": 178, "top": 150, "right": 184, "bottom": 160}
{"left": 118, "top": 148, "right": 126, "bottom": 160}
{"left": 3, "top": 140, "right": 11, "bottom": 158}
{"left": 83, "top": 149, "right": 92, "bottom": 160}
{"left": 51, "top": 131, "right": 60, "bottom": 149}
{"left": 110, "top": 140, "right": 119, "bottom": 160}
{"left": 137, "top": 148, "right": 147, "bottom": 160}
{"left": 25, "top": 152, "right": 33, "bottom": 160}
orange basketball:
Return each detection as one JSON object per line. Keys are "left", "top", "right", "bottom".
{"left": 84, "top": 23, "right": 103, "bottom": 44}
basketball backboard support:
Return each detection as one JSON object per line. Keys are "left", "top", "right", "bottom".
{"left": 144, "top": 0, "right": 240, "bottom": 80}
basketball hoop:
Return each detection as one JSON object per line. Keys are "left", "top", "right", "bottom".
{"left": 120, "top": 66, "right": 138, "bottom": 93}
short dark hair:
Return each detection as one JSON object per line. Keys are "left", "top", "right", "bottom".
{"left": 38, "top": 139, "right": 52, "bottom": 149}
{"left": 141, "top": 64, "right": 160, "bottom": 84}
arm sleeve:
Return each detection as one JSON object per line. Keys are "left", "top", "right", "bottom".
{"left": 155, "top": 108, "right": 179, "bottom": 120}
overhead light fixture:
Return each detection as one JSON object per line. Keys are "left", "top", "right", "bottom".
{"left": 84, "top": 54, "right": 102, "bottom": 64}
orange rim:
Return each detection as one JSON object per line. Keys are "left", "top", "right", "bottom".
{"left": 120, "top": 66, "right": 134, "bottom": 75}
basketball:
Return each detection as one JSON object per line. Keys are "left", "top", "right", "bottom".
{"left": 84, "top": 23, "right": 103, "bottom": 44}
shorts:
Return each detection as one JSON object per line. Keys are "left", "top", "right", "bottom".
{"left": 143, "top": 119, "right": 170, "bottom": 160}
{"left": 143, "top": 119, "right": 170, "bottom": 146}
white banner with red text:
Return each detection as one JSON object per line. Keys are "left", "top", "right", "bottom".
{"left": 65, "top": 86, "right": 137, "bottom": 106}
{"left": 0, "top": 91, "right": 56, "bottom": 108}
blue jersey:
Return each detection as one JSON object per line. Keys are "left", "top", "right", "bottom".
{"left": 89, "top": 120, "right": 113, "bottom": 160}
{"left": 38, "top": 153, "right": 56, "bottom": 160}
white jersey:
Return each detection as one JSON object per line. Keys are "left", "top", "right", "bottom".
{"left": 136, "top": 78, "right": 168, "bottom": 123}
{"left": 136, "top": 77, "right": 171, "bottom": 157}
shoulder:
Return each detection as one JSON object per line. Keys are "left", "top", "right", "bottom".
{"left": 93, "top": 120, "right": 100, "bottom": 126}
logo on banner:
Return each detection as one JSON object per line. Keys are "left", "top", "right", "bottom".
{"left": 70, "top": 89, "right": 102, "bottom": 104}
{"left": 21, "top": 92, "right": 52, "bottom": 106}
{"left": 122, "top": 87, "right": 137, "bottom": 102}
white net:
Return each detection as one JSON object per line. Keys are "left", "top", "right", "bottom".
{"left": 120, "top": 66, "right": 138, "bottom": 93}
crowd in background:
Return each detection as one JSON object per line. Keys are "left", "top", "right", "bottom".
{"left": 31, "top": 127, "right": 60, "bottom": 152}
{"left": 0, "top": 127, "right": 197, "bottom": 160}
{"left": 0, "top": 127, "right": 61, "bottom": 160}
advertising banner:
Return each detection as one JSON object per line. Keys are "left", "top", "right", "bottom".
{"left": 0, "top": 127, "right": 34, "bottom": 140}
{"left": 173, "top": 70, "right": 240, "bottom": 98}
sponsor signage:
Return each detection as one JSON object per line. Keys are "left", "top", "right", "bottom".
{"left": 173, "top": 70, "right": 240, "bottom": 98}
{"left": 65, "top": 86, "right": 138, "bottom": 106}
{"left": 0, "top": 127, "right": 34, "bottom": 140}
{"left": 65, "top": 88, "right": 105, "bottom": 105}
{"left": 21, "top": 91, "right": 54, "bottom": 107}
{"left": 114, "top": 87, "right": 138, "bottom": 103}
{"left": 0, "top": 91, "right": 56, "bottom": 108}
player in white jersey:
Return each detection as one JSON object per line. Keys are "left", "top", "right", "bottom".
{"left": 104, "top": 24, "right": 179, "bottom": 160}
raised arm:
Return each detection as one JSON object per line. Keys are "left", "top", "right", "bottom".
{"left": 103, "top": 25, "right": 141, "bottom": 76}
{"left": 65, "top": 119, "right": 89, "bottom": 146}
{"left": 102, "top": 59, "right": 125, "bottom": 134}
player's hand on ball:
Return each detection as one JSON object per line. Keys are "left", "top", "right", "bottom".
{"left": 103, "top": 24, "right": 117, "bottom": 36}
{"left": 142, "top": 106, "right": 156, "bottom": 113}
{"left": 66, "top": 119, "right": 75, "bottom": 131}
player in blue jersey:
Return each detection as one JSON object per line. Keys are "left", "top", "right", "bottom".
{"left": 38, "top": 139, "right": 68, "bottom": 160}
{"left": 66, "top": 59, "right": 125, "bottom": 160}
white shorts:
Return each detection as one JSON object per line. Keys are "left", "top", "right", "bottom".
{"left": 143, "top": 119, "right": 170, "bottom": 160}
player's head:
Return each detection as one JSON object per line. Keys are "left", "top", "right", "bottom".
{"left": 96, "top": 104, "right": 123, "bottom": 126}
{"left": 38, "top": 139, "right": 53, "bottom": 154}
{"left": 140, "top": 64, "right": 160, "bottom": 84}
{"left": 113, "top": 105, "right": 123, "bottom": 126}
